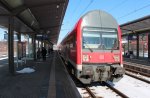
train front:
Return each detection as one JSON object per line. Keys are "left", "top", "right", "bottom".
{"left": 78, "top": 10, "right": 125, "bottom": 84}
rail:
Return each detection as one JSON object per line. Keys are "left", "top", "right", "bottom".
{"left": 124, "top": 61, "right": 150, "bottom": 77}
{"left": 125, "top": 72, "right": 150, "bottom": 84}
{"left": 103, "top": 82, "right": 129, "bottom": 98}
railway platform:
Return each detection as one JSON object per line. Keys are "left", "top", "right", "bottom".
{"left": 0, "top": 51, "right": 81, "bottom": 98}
{"left": 124, "top": 57, "right": 150, "bottom": 66}
{"left": 123, "top": 57, "right": 150, "bottom": 77}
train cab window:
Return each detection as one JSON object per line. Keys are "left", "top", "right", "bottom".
{"left": 83, "top": 32, "right": 101, "bottom": 49}
{"left": 82, "top": 27, "right": 119, "bottom": 50}
{"left": 102, "top": 32, "right": 118, "bottom": 50}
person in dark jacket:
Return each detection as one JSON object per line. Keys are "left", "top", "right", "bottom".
{"left": 37, "top": 48, "right": 41, "bottom": 60}
{"left": 41, "top": 47, "right": 47, "bottom": 61}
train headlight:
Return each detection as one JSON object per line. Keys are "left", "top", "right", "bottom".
{"left": 83, "top": 55, "right": 89, "bottom": 61}
{"left": 113, "top": 55, "right": 120, "bottom": 62}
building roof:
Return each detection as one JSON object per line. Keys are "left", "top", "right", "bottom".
{"left": 120, "top": 15, "right": 150, "bottom": 35}
{"left": 0, "top": 0, "right": 69, "bottom": 44}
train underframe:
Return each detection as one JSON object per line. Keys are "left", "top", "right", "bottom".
{"left": 69, "top": 62, "right": 125, "bottom": 84}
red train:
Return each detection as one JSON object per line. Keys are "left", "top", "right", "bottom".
{"left": 60, "top": 10, "right": 125, "bottom": 84}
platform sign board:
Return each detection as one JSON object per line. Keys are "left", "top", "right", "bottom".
{"left": 18, "top": 42, "right": 26, "bottom": 59}
{"left": 36, "top": 34, "right": 48, "bottom": 40}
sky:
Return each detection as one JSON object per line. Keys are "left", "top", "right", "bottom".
{"left": 0, "top": 0, "right": 150, "bottom": 43}
{"left": 0, "top": 28, "right": 6, "bottom": 41}
{"left": 58, "top": 0, "right": 150, "bottom": 44}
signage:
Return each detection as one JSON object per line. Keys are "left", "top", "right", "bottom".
{"left": 36, "top": 34, "right": 48, "bottom": 40}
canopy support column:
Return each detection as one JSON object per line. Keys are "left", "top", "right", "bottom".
{"left": 136, "top": 34, "right": 139, "bottom": 59}
{"left": 33, "top": 34, "right": 36, "bottom": 61}
{"left": 8, "top": 16, "right": 15, "bottom": 75}
{"left": 148, "top": 34, "right": 150, "bottom": 59}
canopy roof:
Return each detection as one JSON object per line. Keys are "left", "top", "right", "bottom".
{"left": 120, "top": 15, "right": 150, "bottom": 35}
{"left": 0, "top": 0, "right": 68, "bottom": 44}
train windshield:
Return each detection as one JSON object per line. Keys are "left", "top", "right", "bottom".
{"left": 82, "top": 28, "right": 118, "bottom": 50}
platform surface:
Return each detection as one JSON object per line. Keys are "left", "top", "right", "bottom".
{"left": 47, "top": 52, "right": 81, "bottom": 98}
{"left": 0, "top": 52, "right": 81, "bottom": 98}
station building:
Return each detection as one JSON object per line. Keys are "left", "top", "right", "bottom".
{"left": 120, "top": 15, "right": 150, "bottom": 59}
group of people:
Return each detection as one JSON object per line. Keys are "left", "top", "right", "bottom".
{"left": 37, "top": 47, "right": 53, "bottom": 61}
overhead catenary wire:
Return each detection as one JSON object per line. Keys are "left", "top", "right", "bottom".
{"left": 108, "top": 0, "right": 128, "bottom": 12}
{"left": 61, "top": 0, "right": 94, "bottom": 35}
{"left": 72, "top": 0, "right": 82, "bottom": 17}
{"left": 70, "top": 0, "right": 94, "bottom": 30}
{"left": 79, "top": 0, "right": 94, "bottom": 17}
{"left": 118, "top": 3, "right": 150, "bottom": 19}
{"left": 67, "top": 0, "right": 82, "bottom": 30}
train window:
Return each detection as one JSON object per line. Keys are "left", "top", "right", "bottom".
{"left": 82, "top": 27, "right": 119, "bottom": 50}
{"left": 102, "top": 32, "right": 118, "bottom": 50}
{"left": 83, "top": 32, "right": 101, "bottom": 49}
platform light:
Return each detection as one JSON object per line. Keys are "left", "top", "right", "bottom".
{"left": 56, "top": 5, "right": 60, "bottom": 9}
{"left": 56, "top": 16, "right": 58, "bottom": 19}
{"left": 31, "top": 21, "right": 34, "bottom": 26}
{"left": 47, "top": 30, "right": 50, "bottom": 34}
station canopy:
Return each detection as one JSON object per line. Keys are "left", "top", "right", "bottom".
{"left": 0, "top": 0, "right": 68, "bottom": 44}
{"left": 120, "top": 15, "right": 150, "bottom": 36}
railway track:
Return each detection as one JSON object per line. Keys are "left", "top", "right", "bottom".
{"left": 124, "top": 61, "right": 150, "bottom": 77}
{"left": 73, "top": 77, "right": 129, "bottom": 98}
{"left": 103, "top": 82, "right": 129, "bottom": 98}
{"left": 123, "top": 61, "right": 150, "bottom": 83}
{"left": 71, "top": 72, "right": 129, "bottom": 98}
{"left": 71, "top": 74, "right": 98, "bottom": 98}
{"left": 125, "top": 71, "right": 150, "bottom": 84}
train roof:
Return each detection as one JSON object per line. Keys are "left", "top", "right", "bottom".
{"left": 81, "top": 10, "right": 118, "bottom": 29}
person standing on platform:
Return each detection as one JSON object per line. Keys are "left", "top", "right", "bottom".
{"left": 37, "top": 48, "right": 41, "bottom": 60}
{"left": 48, "top": 47, "right": 51, "bottom": 56}
{"left": 41, "top": 47, "right": 47, "bottom": 61}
